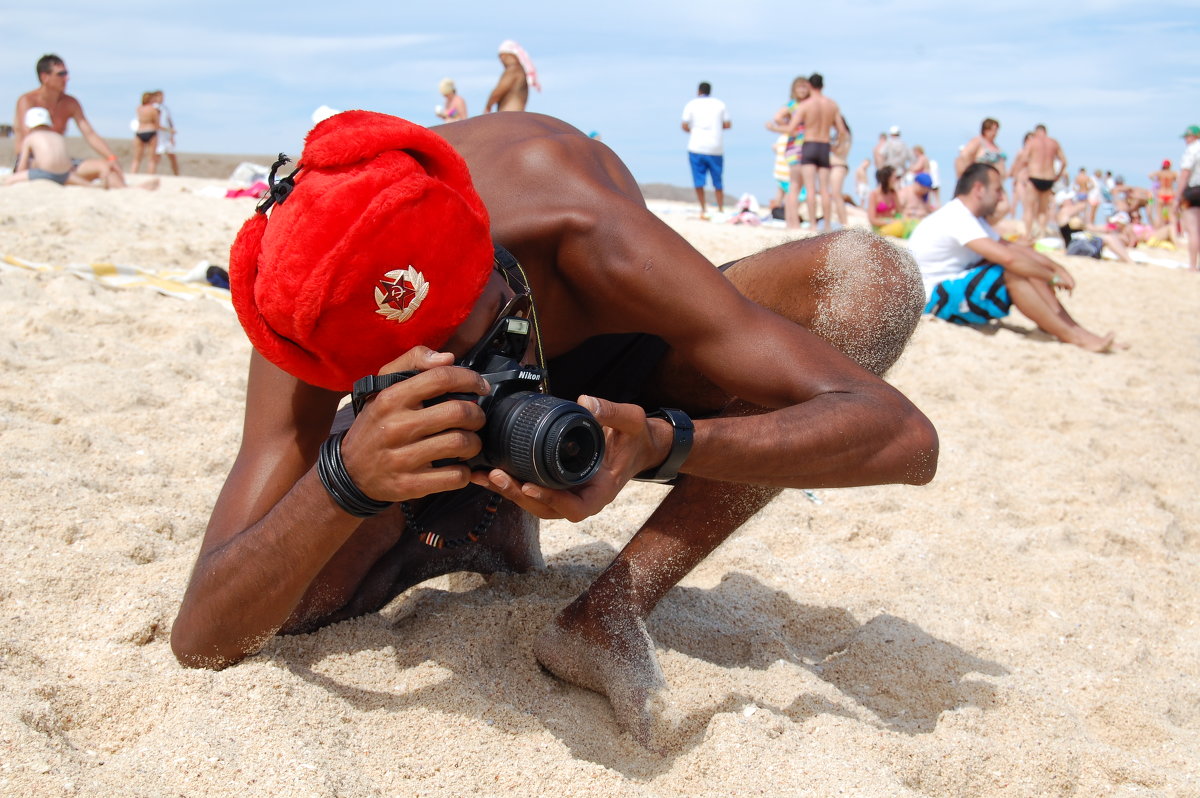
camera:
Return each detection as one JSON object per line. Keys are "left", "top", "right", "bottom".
{"left": 352, "top": 315, "right": 604, "bottom": 490}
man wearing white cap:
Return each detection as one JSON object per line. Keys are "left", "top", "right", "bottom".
{"left": 880, "top": 125, "right": 913, "bottom": 175}
{"left": 486, "top": 40, "right": 540, "bottom": 112}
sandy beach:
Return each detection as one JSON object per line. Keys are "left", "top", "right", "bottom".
{"left": 1, "top": 166, "right": 1198, "bottom": 796}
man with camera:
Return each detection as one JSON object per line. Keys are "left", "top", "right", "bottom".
{"left": 171, "top": 111, "right": 937, "bottom": 747}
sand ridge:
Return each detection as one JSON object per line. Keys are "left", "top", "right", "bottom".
{"left": 1, "top": 176, "right": 1198, "bottom": 795}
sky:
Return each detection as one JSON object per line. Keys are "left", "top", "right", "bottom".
{"left": 4, "top": 2, "right": 1198, "bottom": 199}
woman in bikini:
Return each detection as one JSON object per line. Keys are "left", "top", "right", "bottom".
{"left": 868, "top": 165, "right": 916, "bottom": 238}
{"left": 131, "top": 91, "right": 172, "bottom": 174}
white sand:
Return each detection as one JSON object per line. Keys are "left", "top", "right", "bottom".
{"left": 1, "top": 178, "right": 1198, "bottom": 796}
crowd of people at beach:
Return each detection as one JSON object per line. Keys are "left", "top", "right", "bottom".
{"left": 693, "top": 73, "right": 1197, "bottom": 278}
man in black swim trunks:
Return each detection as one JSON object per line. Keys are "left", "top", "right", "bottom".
{"left": 785, "top": 72, "right": 847, "bottom": 232}
{"left": 170, "top": 110, "right": 937, "bottom": 749}
{"left": 1015, "top": 123, "right": 1067, "bottom": 238}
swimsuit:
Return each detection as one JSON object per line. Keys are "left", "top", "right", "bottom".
{"left": 925, "top": 263, "right": 1011, "bottom": 324}
{"left": 28, "top": 168, "right": 70, "bottom": 185}
{"left": 1029, "top": 177, "right": 1056, "bottom": 193}
{"left": 799, "top": 141, "right": 831, "bottom": 168}
{"left": 976, "top": 148, "right": 1006, "bottom": 165}
{"left": 136, "top": 130, "right": 157, "bottom": 143}
{"left": 783, "top": 102, "right": 804, "bottom": 167}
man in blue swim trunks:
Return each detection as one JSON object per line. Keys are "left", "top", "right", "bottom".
{"left": 908, "top": 163, "right": 1122, "bottom": 352}
{"left": 681, "top": 81, "right": 730, "bottom": 219}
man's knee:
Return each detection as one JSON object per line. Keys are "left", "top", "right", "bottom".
{"left": 725, "top": 230, "right": 923, "bottom": 375}
{"left": 806, "top": 229, "right": 925, "bottom": 375}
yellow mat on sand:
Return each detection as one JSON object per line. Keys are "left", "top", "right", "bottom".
{"left": 1, "top": 254, "right": 232, "bottom": 304}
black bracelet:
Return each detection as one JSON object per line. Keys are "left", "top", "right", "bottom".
{"left": 634, "top": 408, "right": 694, "bottom": 484}
{"left": 316, "top": 431, "right": 392, "bottom": 518}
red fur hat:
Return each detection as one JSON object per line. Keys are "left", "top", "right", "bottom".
{"left": 229, "top": 110, "right": 493, "bottom": 391}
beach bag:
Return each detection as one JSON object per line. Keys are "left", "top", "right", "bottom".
{"left": 1066, "top": 234, "right": 1104, "bottom": 259}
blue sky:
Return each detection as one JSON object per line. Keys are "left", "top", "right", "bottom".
{"left": 5, "top": 2, "right": 1197, "bottom": 197}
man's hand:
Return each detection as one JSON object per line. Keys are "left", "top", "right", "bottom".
{"left": 469, "top": 396, "right": 669, "bottom": 522}
{"left": 340, "top": 347, "right": 491, "bottom": 504}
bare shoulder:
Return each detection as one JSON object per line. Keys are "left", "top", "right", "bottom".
{"left": 439, "top": 113, "right": 644, "bottom": 225}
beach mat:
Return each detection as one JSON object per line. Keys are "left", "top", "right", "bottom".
{"left": 1, "top": 254, "right": 232, "bottom": 304}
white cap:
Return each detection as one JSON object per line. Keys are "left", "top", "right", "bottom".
{"left": 888, "top": 125, "right": 901, "bottom": 135}
{"left": 25, "top": 106, "right": 52, "bottom": 129}
{"left": 310, "top": 105, "right": 340, "bottom": 125}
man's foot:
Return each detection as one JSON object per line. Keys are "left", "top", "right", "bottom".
{"left": 1070, "top": 330, "right": 1127, "bottom": 353}
{"left": 534, "top": 601, "right": 682, "bottom": 750}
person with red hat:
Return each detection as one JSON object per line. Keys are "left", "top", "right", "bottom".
{"left": 171, "top": 109, "right": 937, "bottom": 748}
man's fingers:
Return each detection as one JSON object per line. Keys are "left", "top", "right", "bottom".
{"left": 579, "top": 394, "right": 647, "bottom": 433}
{"left": 376, "top": 347, "right": 455, "bottom": 376}
{"left": 471, "top": 470, "right": 568, "bottom": 520}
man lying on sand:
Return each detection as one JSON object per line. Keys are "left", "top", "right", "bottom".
{"left": 909, "top": 163, "right": 1123, "bottom": 353}
{"left": 6, "top": 107, "right": 157, "bottom": 190}
{"left": 171, "top": 111, "right": 937, "bottom": 749}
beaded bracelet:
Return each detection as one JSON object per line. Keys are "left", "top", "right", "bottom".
{"left": 316, "top": 431, "right": 392, "bottom": 518}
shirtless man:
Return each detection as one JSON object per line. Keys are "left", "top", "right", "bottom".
{"left": 6, "top": 106, "right": 156, "bottom": 190}
{"left": 170, "top": 111, "right": 937, "bottom": 750}
{"left": 12, "top": 54, "right": 128, "bottom": 186}
{"left": 1017, "top": 124, "right": 1067, "bottom": 239}
{"left": 784, "top": 73, "right": 847, "bottom": 231}
{"left": 485, "top": 40, "right": 539, "bottom": 112}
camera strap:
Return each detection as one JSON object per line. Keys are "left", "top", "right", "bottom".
{"left": 400, "top": 487, "right": 505, "bottom": 549}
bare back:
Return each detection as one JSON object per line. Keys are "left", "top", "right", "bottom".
{"left": 792, "top": 95, "right": 839, "bottom": 144}
{"left": 136, "top": 103, "right": 160, "bottom": 131}
{"left": 1025, "top": 135, "right": 1063, "bottom": 181}
{"left": 20, "top": 128, "right": 72, "bottom": 173}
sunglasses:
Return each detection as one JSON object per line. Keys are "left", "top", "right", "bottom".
{"left": 54, "top": 70, "right": 68, "bottom": 77}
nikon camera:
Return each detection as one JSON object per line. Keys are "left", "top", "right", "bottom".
{"left": 352, "top": 316, "right": 604, "bottom": 490}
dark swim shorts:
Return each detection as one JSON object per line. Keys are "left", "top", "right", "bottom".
{"left": 800, "top": 141, "right": 831, "bottom": 168}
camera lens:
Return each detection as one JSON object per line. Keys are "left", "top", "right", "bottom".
{"left": 484, "top": 392, "right": 605, "bottom": 489}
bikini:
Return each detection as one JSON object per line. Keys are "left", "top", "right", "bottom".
{"left": 1029, "top": 177, "right": 1056, "bottom": 193}
{"left": 136, "top": 131, "right": 157, "bottom": 143}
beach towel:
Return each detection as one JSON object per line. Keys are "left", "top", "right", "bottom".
{"left": 1, "top": 254, "right": 232, "bottom": 304}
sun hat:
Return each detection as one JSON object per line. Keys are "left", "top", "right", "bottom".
{"left": 24, "top": 106, "right": 52, "bottom": 129}
{"left": 1183, "top": 125, "right": 1200, "bottom": 138}
{"left": 229, "top": 110, "right": 493, "bottom": 392}
{"left": 888, "top": 125, "right": 901, "bottom": 135}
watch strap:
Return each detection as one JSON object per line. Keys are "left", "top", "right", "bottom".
{"left": 634, "top": 408, "right": 694, "bottom": 484}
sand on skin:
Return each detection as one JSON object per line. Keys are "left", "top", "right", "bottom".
{"left": 0, "top": 173, "right": 1198, "bottom": 796}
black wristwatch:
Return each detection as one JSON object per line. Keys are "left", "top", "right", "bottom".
{"left": 634, "top": 408, "right": 694, "bottom": 484}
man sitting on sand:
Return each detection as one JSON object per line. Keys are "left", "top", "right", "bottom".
{"left": 170, "top": 111, "right": 938, "bottom": 749}
{"left": 6, "top": 107, "right": 156, "bottom": 190}
{"left": 909, "top": 163, "right": 1121, "bottom": 352}
{"left": 13, "top": 54, "right": 121, "bottom": 173}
